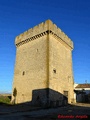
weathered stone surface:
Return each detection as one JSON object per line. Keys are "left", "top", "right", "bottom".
{"left": 12, "top": 19, "right": 74, "bottom": 106}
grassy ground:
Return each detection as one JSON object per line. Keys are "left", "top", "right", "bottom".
{"left": 0, "top": 96, "right": 11, "bottom": 104}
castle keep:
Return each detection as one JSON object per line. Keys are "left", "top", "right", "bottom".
{"left": 12, "top": 20, "right": 74, "bottom": 106}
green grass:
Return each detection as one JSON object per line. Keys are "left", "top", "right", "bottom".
{"left": 0, "top": 96, "right": 11, "bottom": 104}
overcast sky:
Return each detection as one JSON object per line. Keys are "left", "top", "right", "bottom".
{"left": 0, "top": 0, "right": 90, "bottom": 93}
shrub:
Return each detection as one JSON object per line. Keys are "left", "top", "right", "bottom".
{"left": 0, "top": 96, "right": 11, "bottom": 104}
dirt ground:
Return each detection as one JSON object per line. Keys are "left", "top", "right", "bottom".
{"left": 0, "top": 103, "right": 90, "bottom": 120}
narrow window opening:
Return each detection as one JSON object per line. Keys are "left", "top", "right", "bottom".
{"left": 68, "top": 76, "right": 71, "bottom": 82}
{"left": 53, "top": 69, "right": 56, "bottom": 73}
{"left": 22, "top": 71, "right": 25, "bottom": 75}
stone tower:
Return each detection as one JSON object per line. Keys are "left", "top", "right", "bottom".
{"left": 12, "top": 20, "right": 74, "bottom": 106}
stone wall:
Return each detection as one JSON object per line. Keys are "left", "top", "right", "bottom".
{"left": 49, "top": 34, "right": 74, "bottom": 103}
{"left": 13, "top": 35, "right": 48, "bottom": 103}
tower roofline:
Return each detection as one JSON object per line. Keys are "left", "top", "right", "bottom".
{"left": 15, "top": 19, "right": 73, "bottom": 49}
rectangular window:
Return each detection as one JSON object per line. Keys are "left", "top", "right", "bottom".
{"left": 63, "top": 91, "right": 68, "bottom": 98}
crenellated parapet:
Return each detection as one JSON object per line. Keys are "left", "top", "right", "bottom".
{"left": 15, "top": 19, "right": 73, "bottom": 49}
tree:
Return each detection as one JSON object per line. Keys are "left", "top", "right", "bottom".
{"left": 13, "top": 87, "right": 17, "bottom": 97}
{"left": 13, "top": 88, "right": 17, "bottom": 104}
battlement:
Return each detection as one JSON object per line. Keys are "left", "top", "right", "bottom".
{"left": 15, "top": 19, "right": 73, "bottom": 49}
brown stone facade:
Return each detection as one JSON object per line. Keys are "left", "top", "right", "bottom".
{"left": 12, "top": 20, "right": 74, "bottom": 106}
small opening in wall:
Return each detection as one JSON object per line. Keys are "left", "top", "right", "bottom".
{"left": 68, "top": 76, "right": 71, "bottom": 82}
{"left": 22, "top": 71, "right": 25, "bottom": 75}
{"left": 37, "top": 49, "right": 38, "bottom": 52}
{"left": 53, "top": 69, "right": 56, "bottom": 73}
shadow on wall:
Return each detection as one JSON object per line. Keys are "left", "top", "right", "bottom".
{"left": 12, "top": 88, "right": 68, "bottom": 107}
{"left": 32, "top": 88, "right": 68, "bottom": 107}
